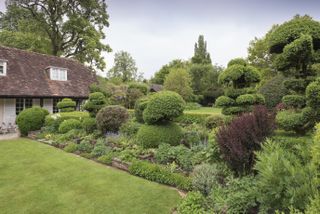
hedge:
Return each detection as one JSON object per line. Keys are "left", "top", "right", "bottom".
{"left": 45, "top": 111, "right": 89, "bottom": 132}
{"left": 174, "top": 113, "right": 210, "bottom": 125}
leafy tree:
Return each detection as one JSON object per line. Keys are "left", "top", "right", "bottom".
{"left": 164, "top": 68, "right": 194, "bottom": 101}
{"left": 1, "top": 0, "right": 111, "bottom": 70}
{"left": 191, "top": 35, "right": 212, "bottom": 64}
{"left": 151, "top": 59, "right": 189, "bottom": 84}
{"left": 107, "top": 51, "right": 142, "bottom": 82}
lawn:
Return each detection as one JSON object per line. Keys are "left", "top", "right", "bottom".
{"left": 184, "top": 107, "right": 221, "bottom": 115}
{"left": 0, "top": 138, "right": 181, "bottom": 214}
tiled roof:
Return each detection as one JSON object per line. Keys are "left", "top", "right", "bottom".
{"left": 0, "top": 46, "right": 96, "bottom": 98}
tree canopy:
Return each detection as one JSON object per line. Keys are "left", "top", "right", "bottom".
{"left": 191, "top": 35, "right": 212, "bottom": 64}
{"left": 0, "top": 0, "right": 111, "bottom": 70}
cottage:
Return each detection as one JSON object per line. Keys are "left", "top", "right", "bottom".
{"left": 0, "top": 46, "right": 96, "bottom": 125}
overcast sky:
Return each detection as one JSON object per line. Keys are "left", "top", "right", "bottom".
{"left": 1, "top": 0, "right": 320, "bottom": 78}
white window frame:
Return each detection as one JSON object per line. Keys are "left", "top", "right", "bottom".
{"left": 49, "top": 67, "right": 68, "bottom": 81}
{"left": 0, "top": 60, "right": 7, "bottom": 76}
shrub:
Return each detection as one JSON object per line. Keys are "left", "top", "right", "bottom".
{"left": 306, "top": 79, "right": 320, "bottom": 109}
{"left": 214, "top": 96, "right": 235, "bottom": 107}
{"left": 216, "top": 105, "right": 275, "bottom": 174}
{"left": 83, "top": 92, "right": 108, "bottom": 117}
{"left": 182, "top": 123, "right": 209, "bottom": 146}
{"left": 174, "top": 113, "right": 209, "bottom": 125}
{"left": 236, "top": 94, "right": 256, "bottom": 105}
{"left": 96, "top": 105, "right": 129, "bottom": 133}
{"left": 119, "top": 120, "right": 141, "bottom": 137}
{"left": 143, "top": 91, "right": 185, "bottom": 124}
{"left": 45, "top": 111, "right": 89, "bottom": 132}
{"left": 221, "top": 106, "right": 246, "bottom": 115}
{"left": 254, "top": 139, "right": 315, "bottom": 213}
{"left": 16, "top": 107, "right": 49, "bottom": 136}
{"left": 155, "top": 144, "right": 193, "bottom": 172}
{"left": 128, "top": 82, "right": 148, "bottom": 94}
{"left": 63, "top": 142, "right": 78, "bottom": 153}
{"left": 192, "top": 163, "right": 230, "bottom": 196}
{"left": 58, "top": 119, "right": 81, "bottom": 134}
{"left": 128, "top": 160, "right": 192, "bottom": 190}
{"left": 259, "top": 74, "right": 288, "bottom": 108}
{"left": 211, "top": 176, "right": 257, "bottom": 214}
{"left": 205, "top": 115, "right": 225, "bottom": 129}
{"left": 177, "top": 191, "right": 210, "bottom": 214}
{"left": 57, "top": 98, "right": 76, "bottom": 112}
{"left": 306, "top": 195, "right": 320, "bottom": 214}
{"left": 134, "top": 96, "right": 149, "bottom": 123}
{"left": 81, "top": 117, "right": 97, "bottom": 133}
{"left": 282, "top": 95, "right": 306, "bottom": 108}
{"left": 185, "top": 102, "right": 201, "bottom": 110}
{"left": 136, "top": 122, "right": 183, "bottom": 148}
{"left": 97, "top": 153, "right": 114, "bottom": 165}
{"left": 91, "top": 141, "right": 109, "bottom": 157}
{"left": 78, "top": 139, "right": 94, "bottom": 153}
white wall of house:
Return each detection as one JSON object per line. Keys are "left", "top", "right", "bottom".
{"left": 3, "top": 99, "right": 16, "bottom": 125}
{"left": 43, "top": 99, "right": 53, "bottom": 114}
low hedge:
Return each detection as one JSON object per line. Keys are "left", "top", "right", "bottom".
{"left": 58, "top": 119, "right": 81, "bottom": 133}
{"left": 174, "top": 113, "right": 210, "bottom": 125}
{"left": 128, "top": 160, "right": 192, "bottom": 191}
{"left": 136, "top": 122, "right": 183, "bottom": 148}
{"left": 45, "top": 111, "right": 89, "bottom": 132}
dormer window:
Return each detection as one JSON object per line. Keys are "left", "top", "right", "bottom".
{"left": 50, "top": 67, "right": 68, "bottom": 81}
{"left": 0, "top": 60, "right": 7, "bottom": 76}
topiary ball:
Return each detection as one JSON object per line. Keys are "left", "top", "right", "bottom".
{"left": 143, "top": 91, "right": 185, "bottom": 124}
{"left": 58, "top": 119, "right": 81, "bottom": 133}
{"left": 57, "top": 98, "right": 76, "bottom": 112}
{"left": 96, "top": 105, "right": 129, "bottom": 133}
{"left": 215, "top": 96, "right": 235, "bottom": 107}
{"left": 16, "top": 107, "right": 49, "bottom": 136}
{"left": 136, "top": 122, "right": 183, "bottom": 148}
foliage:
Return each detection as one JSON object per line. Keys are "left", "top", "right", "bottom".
{"left": 143, "top": 91, "right": 185, "bottom": 124}
{"left": 174, "top": 113, "right": 209, "bottom": 126}
{"left": 91, "top": 141, "right": 109, "bottom": 157}
{"left": 215, "top": 96, "right": 235, "bottom": 107}
{"left": 164, "top": 68, "right": 194, "bottom": 101}
{"left": 134, "top": 96, "right": 149, "bottom": 123}
{"left": 81, "top": 117, "right": 97, "bottom": 133}
{"left": 254, "top": 139, "right": 315, "bottom": 213}
{"left": 177, "top": 191, "right": 210, "bottom": 214}
{"left": 151, "top": 59, "right": 189, "bottom": 85}
{"left": 57, "top": 98, "right": 76, "bottom": 112}
{"left": 306, "top": 194, "right": 320, "bottom": 214}
{"left": 107, "top": 51, "right": 142, "bottom": 82}
{"left": 306, "top": 78, "right": 320, "bottom": 109}
{"left": 205, "top": 115, "right": 225, "bottom": 129}
{"left": 155, "top": 144, "right": 193, "bottom": 172}
{"left": 16, "top": 107, "right": 49, "bottom": 136}
{"left": 119, "top": 120, "right": 141, "bottom": 137}
{"left": 192, "top": 163, "right": 230, "bottom": 196}
{"left": 216, "top": 105, "right": 275, "bottom": 174}
{"left": 282, "top": 95, "right": 306, "bottom": 108}
{"left": 58, "top": 119, "right": 81, "bottom": 134}
{"left": 128, "top": 160, "right": 192, "bottom": 190}
{"left": 83, "top": 92, "right": 108, "bottom": 117}
{"left": 96, "top": 105, "right": 129, "bottom": 133}
{"left": 191, "top": 35, "right": 212, "bottom": 64}
{"left": 78, "top": 139, "right": 94, "bottom": 153}
{"left": 182, "top": 123, "right": 209, "bottom": 146}
{"left": 3, "top": 0, "right": 111, "bottom": 70}
{"left": 125, "top": 82, "right": 148, "bottom": 109}
{"left": 97, "top": 153, "right": 114, "bottom": 165}
{"left": 63, "top": 142, "right": 78, "bottom": 153}
{"left": 258, "top": 74, "right": 288, "bottom": 108}
{"left": 45, "top": 111, "right": 89, "bottom": 132}
{"left": 210, "top": 176, "right": 257, "bottom": 214}
{"left": 185, "top": 102, "right": 201, "bottom": 110}
{"left": 136, "top": 123, "right": 183, "bottom": 148}
{"left": 236, "top": 94, "right": 265, "bottom": 106}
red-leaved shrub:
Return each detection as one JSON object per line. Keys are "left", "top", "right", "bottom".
{"left": 216, "top": 105, "right": 275, "bottom": 174}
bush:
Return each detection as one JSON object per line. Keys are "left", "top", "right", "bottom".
{"left": 64, "top": 142, "right": 78, "bottom": 153}
{"left": 214, "top": 96, "right": 235, "bottom": 107}
{"left": 119, "top": 120, "right": 141, "bottom": 137}
{"left": 136, "top": 122, "right": 183, "bottom": 148}
{"left": 221, "top": 106, "right": 246, "bottom": 115}
{"left": 192, "top": 163, "right": 230, "bottom": 196}
{"left": 174, "top": 113, "right": 209, "bottom": 125}
{"left": 57, "top": 98, "right": 76, "bottom": 112}
{"left": 236, "top": 94, "right": 256, "bottom": 105}
{"left": 16, "top": 107, "right": 49, "bottom": 136}
{"left": 254, "top": 139, "right": 315, "bottom": 213}
{"left": 306, "top": 79, "right": 320, "bottom": 109}
{"left": 216, "top": 105, "right": 275, "bottom": 174}
{"left": 134, "top": 96, "right": 149, "bottom": 123}
{"left": 58, "top": 119, "right": 81, "bottom": 134}
{"left": 143, "top": 91, "right": 185, "bottom": 124}
{"left": 259, "top": 74, "right": 288, "bottom": 108}
{"left": 128, "top": 160, "right": 192, "bottom": 190}
{"left": 78, "top": 139, "right": 94, "bottom": 153}
{"left": 182, "top": 123, "right": 209, "bottom": 146}
{"left": 177, "top": 191, "right": 210, "bottom": 214}
{"left": 282, "top": 95, "right": 306, "bottom": 108}
{"left": 155, "top": 144, "right": 193, "bottom": 172}
{"left": 81, "top": 117, "right": 97, "bottom": 133}
{"left": 97, "top": 153, "right": 114, "bottom": 165}
{"left": 205, "top": 115, "right": 225, "bottom": 129}
{"left": 185, "top": 102, "right": 201, "bottom": 110}
{"left": 83, "top": 92, "right": 108, "bottom": 117}
{"left": 210, "top": 176, "right": 257, "bottom": 214}
{"left": 96, "top": 105, "right": 129, "bottom": 133}
{"left": 45, "top": 111, "right": 89, "bottom": 132}
{"left": 306, "top": 195, "right": 320, "bottom": 214}
{"left": 91, "top": 141, "right": 109, "bottom": 157}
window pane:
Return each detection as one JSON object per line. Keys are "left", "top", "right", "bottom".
{"left": 16, "top": 98, "right": 24, "bottom": 115}
{"left": 0, "top": 65, "right": 3, "bottom": 74}
{"left": 53, "top": 98, "right": 61, "bottom": 113}
{"left": 25, "top": 99, "right": 33, "bottom": 109}
{"left": 60, "top": 70, "right": 66, "bottom": 80}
